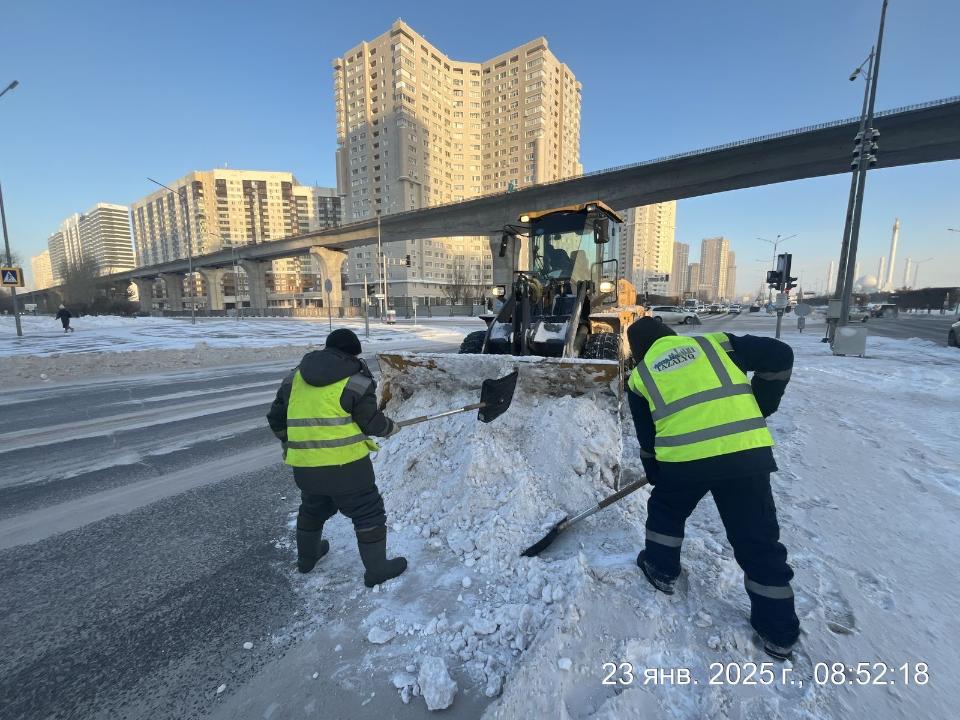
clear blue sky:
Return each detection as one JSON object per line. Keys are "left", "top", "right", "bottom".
{"left": 1, "top": 0, "right": 958, "bottom": 294}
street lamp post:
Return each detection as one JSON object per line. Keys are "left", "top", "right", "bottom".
{"left": 838, "top": 0, "right": 890, "bottom": 332}
{"left": 1, "top": 81, "right": 23, "bottom": 337}
{"left": 910, "top": 257, "right": 933, "bottom": 289}
{"left": 0, "top": 181, "right": 23, "bottom": 337}
{"left": 147, "top": 177, "right": 196, "bottom": 324}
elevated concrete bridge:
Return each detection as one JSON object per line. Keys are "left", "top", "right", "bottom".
{"left": 23, "top": 96, "right": 960, "bottom": 312}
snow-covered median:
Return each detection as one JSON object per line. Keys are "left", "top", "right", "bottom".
{"left": 0, "top": 315, "right": 476, "bottom": 387}
{"left": 289, "top": 330, "right": 958, "bottom": 718}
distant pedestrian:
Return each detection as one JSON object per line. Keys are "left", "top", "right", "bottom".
{"left": 55, "top": 304, "right": 74, "bottom": 333}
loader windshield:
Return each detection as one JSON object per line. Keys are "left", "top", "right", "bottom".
{"left": 531, "top": 213, "right": 594, "bottom": 282}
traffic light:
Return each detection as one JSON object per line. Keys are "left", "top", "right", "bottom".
{"left": 785, "top": 274, "right": 799, "bottom": 292}
{"left": 366, "top": 283, "right": 376, "bottom": 296}
{"left": 405, "top": 254, "right": 411, "bottom": 267}
{"left": 766, "top": 270, "right": 783, "bottom": 290}
{"left": 851, "top": 128, "right": 880, "bottom": 170}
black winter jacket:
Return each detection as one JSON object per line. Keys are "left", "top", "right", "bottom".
{"left": 55, "top": 309, "right": 72, "bottom": 322}
{"left": 266, "top": 348, "right": 395, "bottom": 495}
{"left": 628, "top": 333, "right": 793, "bottom": 483}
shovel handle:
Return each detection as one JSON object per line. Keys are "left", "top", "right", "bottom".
{"left": 598, "top": 477, "right": 649, "bottom": 509}
{"left": 397, "top": 402, "right": 485, "bottom": 428}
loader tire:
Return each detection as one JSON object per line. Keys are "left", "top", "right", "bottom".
{"left": 580, "top": 332, "right": 621, "bottom": 362}
{"left": 458, "top": 330, "right": 487, "bottom": 354}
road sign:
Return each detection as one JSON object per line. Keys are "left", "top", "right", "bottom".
{"left": 775, "top": 293, "right": 788, "bottom": 309}
{"left": 323, "top": 278, "right": 333, "bottom": 293}
{"left": 795, "top": 302, "right": 813, "bottom": 317}
{"left": 1, "top": 266, "right": 24, "bottom": 287}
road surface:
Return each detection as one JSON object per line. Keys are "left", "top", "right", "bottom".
{"left": 0, "top": 334, "right": 495, "bottom": 720}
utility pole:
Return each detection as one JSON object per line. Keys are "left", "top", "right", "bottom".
{"left": 0, "top": 182, "right": 23, "bottom": 337}
{"left": 363, "top": 272, "right": 370, "bottom": 338}
{"left": 758, "top": 234, "right": 796, "bottom": 305}
{"left": 838, "top": 0, "right": 889, "bottom": 332}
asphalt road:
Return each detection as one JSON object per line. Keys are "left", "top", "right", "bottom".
{"left": 0, "top": 336, "right": 488, "bottom": 720}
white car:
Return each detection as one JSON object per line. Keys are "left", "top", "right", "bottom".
{"left": 729, "top": 304, "right": 742, "bottom": 314}
{"left": 648, "top": 305, "right": 698, "bottom": 325}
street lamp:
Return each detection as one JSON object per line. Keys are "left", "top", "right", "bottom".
{"left": 147, "top": 177, "right": 196, "bottom": 324}
{"left": 0, "top": 80, "right": 18, "bottom": 100}
{"left": 1, "top": 80, "right": 23, "bottom": 337}
{"left": 836, "top": 0, "right": 890, "bottom": 334}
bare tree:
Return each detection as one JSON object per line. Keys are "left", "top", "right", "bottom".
{"left": 441, "top": 264, "right": 472, "bottom": 304}
{"left": 60, "top": 257, "right": 100, "bottom": 305}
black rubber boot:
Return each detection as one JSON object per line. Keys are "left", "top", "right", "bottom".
{"left": 296, "top": 528, "right": 329, "bottom": 574}
{"left": 757, "top": 634, "right": 795, "bottom": 661}
{"left": 637, "top": 550, "right": 677, "bottom": 595}
{"left": 357, "top": 526, "right": 407, "bottom": 587}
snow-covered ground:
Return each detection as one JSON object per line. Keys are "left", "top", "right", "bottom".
{"left": 0, "top": 315, "right": 480, "bottom": 388}
{"left": 234, "top": 325, "right": 959, "bottom": 718}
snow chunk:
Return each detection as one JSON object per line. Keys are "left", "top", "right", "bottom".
{"left": 367, "top": 626, "right": 396, "bottom": 645}
{"left": 242, "top": 641, "right": 253, "bottom": 650}
{"left": 461, "top": 576, "right": 473, "bottom": 589}
{"left": 557, "top": 657, "right": 573, "bottom": 671}
{"left": 334, "top": 644, "right": 343, "bottom": 652}
{"left": 215, "top": 684, "right": 226, "bottom": 695}
{"left": 418, "top": 655, "right": 458, "bottom": 711}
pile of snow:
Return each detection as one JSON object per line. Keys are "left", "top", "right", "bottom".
{"left": 364, "top": 356, "right": 623, "bottom": 709}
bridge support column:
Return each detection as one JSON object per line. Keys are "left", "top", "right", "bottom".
{"left": 239, "top": 260, "right": 269, "bottom": 314}
{"left": 198, "top": 268, "right": 226, "bottom": 312}
{"left": 309, "top": 247, "right": 347, "bottom": 309}
{"left": 159, "top": 273, "right": 184, "bottom": 311}
{"left": 132, "top": 278, "right": 155, "bottom": 311}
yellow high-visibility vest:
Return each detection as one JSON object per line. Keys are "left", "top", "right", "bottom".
{"left": 628, "top": 332, "right": 773, "bottom": 462}
{"left": 284, "top": 371, "right": 379, "bottom": 467}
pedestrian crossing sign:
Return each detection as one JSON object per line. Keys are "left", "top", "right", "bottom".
{"left": 1, "top": 266, "right": 24, "bottom": 287}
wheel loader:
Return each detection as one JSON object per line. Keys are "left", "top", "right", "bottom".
{"left": 377, "top": 201, "right": 645, "bottom": 416}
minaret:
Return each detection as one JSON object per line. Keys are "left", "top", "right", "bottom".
{"left": 877, "top": 257, "right": 886, "bottom": 289}
{"left": 903, "top": 257, "right": 912, "bottom": 289}
{"left": 826, "top": 260, "right": 835, "bottom": 295}
{"left": 885, "top": 218, "right": 900, "bottom": 291}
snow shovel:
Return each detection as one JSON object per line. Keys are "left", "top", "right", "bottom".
{"left": 395, "top": 370, "right": 519, "bottom": 428}
{"left": 520, "top": 476, "right": 649, "bottom": 557}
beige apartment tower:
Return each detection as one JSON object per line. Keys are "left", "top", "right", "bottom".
{"left": 698, "top": 236, "right": 731, "bottom": 302}
{"left": 618, "top": 202, "right": 676, "bottom": 296}
{"left": 724, "top": 250, "right": 737, "bottom": 300}
{"left": 670, "top": 242, "right": 690, "bottom": 297}
{"left": 130, "top": 170, "right": 338, "bottom": 304}
{"left": 333, "top": 20, "right": 582, "bottom": 307}
{"left": 30, "top": 250, "right": 53, "bottom": 291}
{"left": 46, "top": 204, "right": 135, "bottom": 284}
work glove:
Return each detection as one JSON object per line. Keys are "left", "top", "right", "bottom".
{"left": 383, "top": 419, "right": 402, "bottom": 438}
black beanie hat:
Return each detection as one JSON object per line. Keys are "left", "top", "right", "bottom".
{"left": 326, "top": 328, "right": 362, "bottom": 356}
{"left": 627, "top": 316, "right": 677, "bottom": 361}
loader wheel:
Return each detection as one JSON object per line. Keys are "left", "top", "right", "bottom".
{"left": 580, "top": 332, "right": 621, "bottom": 361}
{"left": 458, "top": 330, "right": 487, "bottom": 354}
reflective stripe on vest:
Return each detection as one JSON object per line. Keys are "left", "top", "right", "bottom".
{"left": 284, "top": 371, "right": 379, "bottom": 467}
{"left": 628, "top": 332, "right": 773, "bottom": 462}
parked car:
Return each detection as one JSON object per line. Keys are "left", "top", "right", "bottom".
{"left": 729, "top": 304, "right": 742, "bottom": 314}
{"left": 870, "top": 303, "right": 899, "bottom": 318}
{"left": 848, "top": 307, "right": 870, "bottom": 323}
{"left": 648, "top": 305, "right": 699, "bottom": 325}
{"left": 949, "top": 319, "right": 959, "bottom": 348}
{"left": 749, "top": 304, "right": 762, "bottom": 313}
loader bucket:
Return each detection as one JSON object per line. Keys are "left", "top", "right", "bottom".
{"left": 376, "top": 352, "right": 622, "bottom": 414}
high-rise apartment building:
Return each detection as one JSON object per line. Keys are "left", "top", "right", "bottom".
{"left": 670, "top": 242, "right": 689, "bottom": 297}
{"left": 47, "top": 214, "right": 83, "bottom": 284}
{"left": 130, "top": 170, "right": 334, "bottom": 300}
{"left": 46, "top": 204, "right": 134, "bottom": 284}
{"left": 30, "top": 250, "right": 53, "bottom": 290}
{"left": 333, "top": 20, "right": 582, "bottom": 306}
{"left": 698, "top": 236, "right": 731, "bottom": 302}
{"left": 724, "top": 250, "right": 737, "bottom": 300}
{"left": 78, "top": 203, "right": 136, "bottom": 275}
{"left": 688, "top": 262, "right": 701, "bottom": 300}
{"left": 618, "top": 202, "right": 676, "bottom": 296}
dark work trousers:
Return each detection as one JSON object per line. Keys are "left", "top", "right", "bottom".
{"left": 644, "top": 472, "right": 800, "bottom": 646}
{"left": 296, "top": 485, "right": 387, "bottom": 534}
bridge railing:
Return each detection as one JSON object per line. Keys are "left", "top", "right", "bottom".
{"left": 345, "top": 94, "right": 960, "bottom": 220}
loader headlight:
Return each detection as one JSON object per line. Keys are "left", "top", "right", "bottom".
{"left": 491, "top": 285, "right": 506, "bottom": 297}
{"left": 599, "top": 280, "right": 615, "bottom": 293}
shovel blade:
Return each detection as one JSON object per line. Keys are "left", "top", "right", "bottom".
{"left": 478, "top": 371, "right": 518, "bottom": 423}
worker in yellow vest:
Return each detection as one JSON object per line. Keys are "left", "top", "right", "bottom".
{"left": 625, "top": 317, "right": 800, "bottom": 660}
{"left": 266, "top": 329, "right": 407, "bottom": 587}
